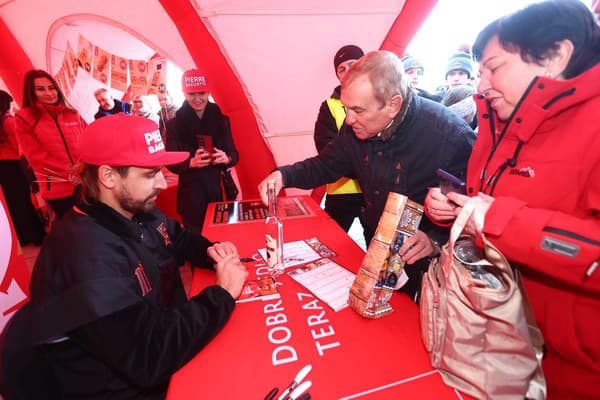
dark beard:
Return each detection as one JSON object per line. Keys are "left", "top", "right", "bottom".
{"left": 117, "top": 189, "right": 159, "bottom": 216}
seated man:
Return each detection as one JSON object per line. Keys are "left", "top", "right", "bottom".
{"left": 94, "top": 87, "right": 132, "bottom": 119}
{"left": 27, "top": 114, "right": 248, "bottom": 399}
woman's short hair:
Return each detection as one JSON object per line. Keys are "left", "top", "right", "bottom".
{"left": 473, "top": 0, "right": 600, "bottom": 79}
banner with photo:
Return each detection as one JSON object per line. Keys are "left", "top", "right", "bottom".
{"left": 147, "top": 57, "right": 167, "bottom": 95}
{"left": 129, "top": 59, "right": 148, "bottom": 96}
{"left": 54, "top": 66, "right": 71, "bottom": 98}
{"left": 92, "top": 45, "right": 111, "bottom": 86}
{"left": 110, "top": 55, "right": 129, "bottom": 92}
{"left": 77, "top": 34, "right": 93, "bottom": 74}
{"left": 64, "top": 41, "right": 78, "bottom": 88}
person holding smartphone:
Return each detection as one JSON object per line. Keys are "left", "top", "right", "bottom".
{"left": 425, "top": 2, "right": 600, "bottom": 397}
{"left": 165, "top": 69, "right": 239, "bottom": 234}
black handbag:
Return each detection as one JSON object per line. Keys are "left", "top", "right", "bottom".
{"left": 220, "top": 169, "right": 239, "bottom": 201}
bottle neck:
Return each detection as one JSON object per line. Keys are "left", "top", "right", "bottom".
{"left": 267, "top": 185, "right": 277, "bottom": 217}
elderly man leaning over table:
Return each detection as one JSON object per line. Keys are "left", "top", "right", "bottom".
{"left": 259, "top": 50, "right": 475, "bottom": 302}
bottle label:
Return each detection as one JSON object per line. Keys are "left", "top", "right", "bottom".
{"left": 266, "top": 233, "right": 278, "bottom": 268}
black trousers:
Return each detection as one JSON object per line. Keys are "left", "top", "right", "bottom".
{"left": 0, "top": 160, "right": 46, "bottom": 245}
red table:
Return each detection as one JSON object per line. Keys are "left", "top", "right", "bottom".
{"left": 167, "top": 196, "right": 466, "bottom": 399}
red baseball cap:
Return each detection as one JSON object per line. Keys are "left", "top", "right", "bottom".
{"left": 181, "top": 69, "right": 210, "bottom": 93}
{"left": 80, "top": 114, "right": 189, "bottom": 167}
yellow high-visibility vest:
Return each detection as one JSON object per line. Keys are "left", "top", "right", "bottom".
{"left": 325, "top": 98, "right": 362, "bottom": 195}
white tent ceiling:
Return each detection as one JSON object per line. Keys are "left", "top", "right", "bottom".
{"left": 0, "top": 0, "right": 422, "bottom": 195}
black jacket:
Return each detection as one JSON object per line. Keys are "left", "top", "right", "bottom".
{"left": 94, "top": 99, "right": 132, "bottom": 119}
{"left": 29, "top": 201, "right": 235, "bottom": 399}
{"left": 280, "top": 94, "right": 475, "bottom": 240}
{"left": 165, "top": 102, "right": 239, "bottom": 228}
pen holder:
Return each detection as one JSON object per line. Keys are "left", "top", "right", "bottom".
{"left": 348, "top": 193, "right": 423, "bottom": 318}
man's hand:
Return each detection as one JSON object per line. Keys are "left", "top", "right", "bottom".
{"left": 208, "top": 242, "right": 247, "bottom": 298}
{"left": 257, "top": 170, "right": 283, "bottom": 205}
{"left": 398, "top": 230, "right": 436, "bottom": 264}
{"left": 189, "top": 148, "right": 212, "bottom": 169}
{"left": 213, "top": 254, "right": 248, "bottom": 299}
{"left": 207, "top": 241, "right": 239, "bottom": 260}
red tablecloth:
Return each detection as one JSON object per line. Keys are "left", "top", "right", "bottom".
{"left": 167, "top": 196, "right": 466, "bottom": 400}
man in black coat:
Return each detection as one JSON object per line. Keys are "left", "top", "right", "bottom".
{"left": 259, "top": 51, "right": 475, "bottom": 299}
{"left": 7, "top": 114, "right": 248, "bottom": 399}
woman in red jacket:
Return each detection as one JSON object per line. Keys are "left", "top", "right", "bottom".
{"left": 425, "top": 1, "right": 600, "bottom": 398}
{"left": 0, "top": 90, "right": 46, "bottom": 245}
{"left": 15, "top": 70, "right": 86, "bottom": 219}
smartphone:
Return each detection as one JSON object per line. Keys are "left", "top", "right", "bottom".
{"left": 195, "top": 134, "right": 214, "bottom": 154}
{"left": 436, "top": 168, "right": 466, "bottom": 195}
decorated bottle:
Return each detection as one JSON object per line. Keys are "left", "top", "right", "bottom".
{"left": 265, "top": 179, "right": 284, "bottom": 275}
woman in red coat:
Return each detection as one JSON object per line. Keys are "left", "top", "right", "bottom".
{"left": 425, "top": 1, "right": 600, "bottom": 398}
{"left": 15, "top": 70, "right": 86, "bottom": 219}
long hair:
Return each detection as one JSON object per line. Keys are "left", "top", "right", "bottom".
{"left": 77, "top": 163, "right": 130, "bottom": 205}
{"left": 473, "top": 0, "right": 600, "bottom": 79}
{"left": 0, "top": 90, "right": 14, "bottom": 143}
{"left": 21, "top": 69, "right": 75, "bottom": 127}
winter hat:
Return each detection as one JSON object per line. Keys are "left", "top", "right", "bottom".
{"left": 445, "top": 52, "right": 473, "bottom": 78}
{"left": 401, "top": 55, "right": 424, "bottom": 73}
{"left": 333, "top": 45, "right": 364, "bottom": 72}
{"left": 181, "top": 69, "right": 210, "bottom": 93}
{"left": 80, "top": 114, "right": 188, "bottom": 167}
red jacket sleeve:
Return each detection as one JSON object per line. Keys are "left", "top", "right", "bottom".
{"left": 483, "top": 161, "right": 600, "bottom": 294}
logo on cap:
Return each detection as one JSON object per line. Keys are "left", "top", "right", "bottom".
{"left": 144, "top": 129, "right": 165, "bottom": 154}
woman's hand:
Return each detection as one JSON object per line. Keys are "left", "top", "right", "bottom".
{"left": 447, "top": 192, "right": 495, "bottom": 236}
{"left": 189, "top": 148, "right": 212, "bottom": 168}
{"left": 211, "top": 147, "right": 230, "bottom": 165}
{"left": 425, "top": 187, "right": 459, "bottom": 223}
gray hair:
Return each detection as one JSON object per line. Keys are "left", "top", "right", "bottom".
{"left": 342, "top": 50, "right": 410, "bottom": 107}
{"left": 93, "top": 87, "right": 109, "bottom": 97}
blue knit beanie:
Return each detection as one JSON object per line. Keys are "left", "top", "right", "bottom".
{"left": 401, "top": 55, "right": 424, "bottom": 73}
{"left": 445, "top": 52, "right": 473, "bottom": 78}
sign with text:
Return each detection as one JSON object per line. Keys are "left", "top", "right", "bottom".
{"left": 0, "top": 187, "right": 30, "bottom": 331}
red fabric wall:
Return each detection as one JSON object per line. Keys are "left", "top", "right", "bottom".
{"left": 0, "top": 17, "right": 34, "bottom": 105}
{"left": 380, "top": 0, "right": 437, "bottom": 56}
{"left": 159, "top": 0, "right": 276, "bottom": 199}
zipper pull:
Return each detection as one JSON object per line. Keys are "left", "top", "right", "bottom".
{"left": 583, "top": 259, "right": 599, "bottom": 282}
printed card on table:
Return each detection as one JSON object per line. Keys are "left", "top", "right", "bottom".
{"left": 236, "top": 277, "right": 281, "bottom": 303}
{"left": 287, "top": 258, "right": 355, "bottom": 312}
{"left": 257, "top": 237, "right": 336, "bottom": 270}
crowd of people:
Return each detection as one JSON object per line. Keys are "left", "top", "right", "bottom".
{"left": 0, "top": 0, "right": 598, "bottom": 399}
